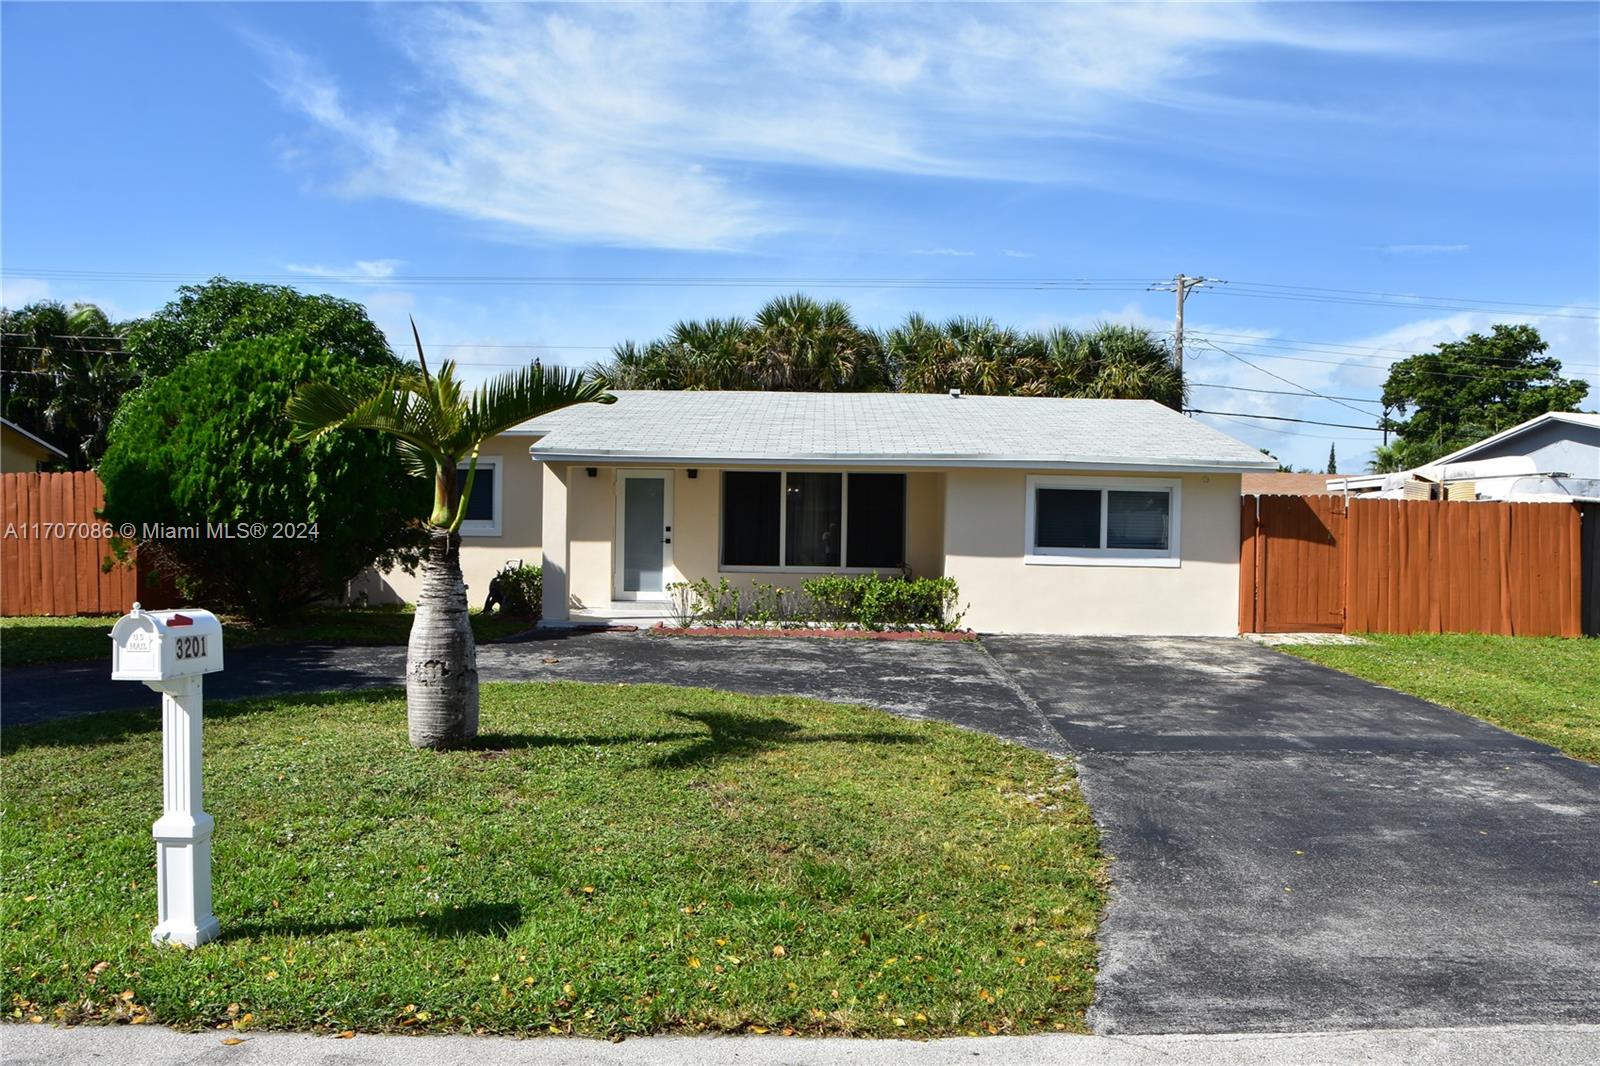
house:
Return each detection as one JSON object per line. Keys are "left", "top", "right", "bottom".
{"left": 0, "top": 418, "right": 67, "bottom": 473}
{"left": 1326, "top": 411, "right": 1600, "bottom": 503}
{"left": 1241, "top": 472, "right": 1337, "bottom": 496}
{"left": 359, "top": 392, "right": 1275, "bottom": 635}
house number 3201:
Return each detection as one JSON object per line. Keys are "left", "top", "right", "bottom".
{"left": 174, "top": 635, "right": 208, "bottom": 660}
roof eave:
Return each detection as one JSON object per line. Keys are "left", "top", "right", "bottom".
{"left": 0, "top": 418, "right": 68, "bottom": 459}
{"left": 528, "top": 447, "right": 1274, "bottom": 474}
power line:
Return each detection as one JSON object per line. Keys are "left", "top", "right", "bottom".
{"left": 1201, "top": 285, "right": 1599, "bottom": 320}
{"left": 1184, "top": 408, "right": 1382, "bottom": 431}
{"left": 1198, "top": 411, "right": 1379, "bottom": 442}
{"left": 1187, "top": 329, "right": 1600, "bottom": 376}
{"left": 1186, "top": 333, "right": 1600, "bottom": 384}
{"left": 7, "top": 267, "right": 1595, "bottom": 318}
{"left": 1194, "top": 338, "right": 1379, "bottom": 420}
{"left": 1189, "top": 381, "right": 1383, "bottom": 405}
{"left": 1221, "top": 280, "right": 1598, "bottom": 313}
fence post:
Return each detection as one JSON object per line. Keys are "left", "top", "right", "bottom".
{"left": 1238, "top": 495, "right": 1258, "bottom": 634}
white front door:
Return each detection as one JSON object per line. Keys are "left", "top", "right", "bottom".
{"left": 615, "top": 470, "right": 673, "bottom": 600}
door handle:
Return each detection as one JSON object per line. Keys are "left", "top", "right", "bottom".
{"left": 663, "top": 537, "right": 672, "bottom": 544}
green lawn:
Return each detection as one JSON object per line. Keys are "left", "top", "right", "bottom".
{"left": 0, "top": 607, "right": 534, "bottom": 667}
{"left": 1281, "top": 634, "right": 1600, "bottom": 763}
{"left": 1, "top": 682, "right": 1105, "bottom": 1037}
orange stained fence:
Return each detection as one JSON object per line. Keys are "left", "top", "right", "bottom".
{"left": 1, "top": 472, "right": 139, "bottom": 616}
{"left": 1241, "top": 495, "right": 1583, "bottom": 638}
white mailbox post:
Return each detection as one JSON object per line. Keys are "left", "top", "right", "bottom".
{"left": 110, "top": 603, "right": 225, "bottom": 947}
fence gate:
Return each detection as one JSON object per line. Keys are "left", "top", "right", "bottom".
{"left": 1239, "top": 495, "right": 1346, "bottom": 633}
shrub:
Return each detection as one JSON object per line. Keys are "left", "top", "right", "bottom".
{"left": 666, "top": 573, "right": 965, "bottom": 631}
{"left": 99, "top": 335, "right": 427, "bottom": 619}
{"left": 485, "top": 563, "right": 542, "bottom": 619}
{"left": 802, "top": 573, "right": 964, "bottom": 631}
{"left": 666, "top": 582, "right": 702, "bottom": 627}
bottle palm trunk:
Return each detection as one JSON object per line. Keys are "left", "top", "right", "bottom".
{"left": 406, "top": 527, "right": 478, "bottom": 748}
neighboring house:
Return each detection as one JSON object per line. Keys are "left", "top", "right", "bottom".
{"left": 1326, "top": 412, "right": 1600, "bottom": 503}
{"left": 0, "top": 418, "right": 67, "bottom": 473}
{"left": 1241, "top": 472, "right": 1337, "bottom": 496}
{"left": 359, "top": 392, "right": 1274, "bottom": 635}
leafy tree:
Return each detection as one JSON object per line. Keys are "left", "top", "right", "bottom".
{"left": 1373, "top": 324, "right": 1588, "bottom": 472}
{"left": 99, "top": 336, "right": 428, "bottom": 619}
{"left": 0, "top": 301, "right": 135, "bottom": 468}
{"left": 290, "top": 326, "right": 611, "bottom": 749}
{"left": 1260, "top": 447, "right": 1293, "bottom": 473}
{"left": 124, "top": 277, "right": 399, "bottom": 378}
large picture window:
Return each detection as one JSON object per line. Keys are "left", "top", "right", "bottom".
{"left": 1025, "top": 476, "right": 1180, "bottom": 566}
{"left": 721, "top": 472, "right": 906, "bottom": 571}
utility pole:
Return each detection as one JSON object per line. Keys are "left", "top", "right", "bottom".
{"left": 1150, "top": 274, "right": 1220, "bottom": 377}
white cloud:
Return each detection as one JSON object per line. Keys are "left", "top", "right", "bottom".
{"left": 910, "top": 248, "right": 976, "bottom": 258}
{"left": 285, "top": 259, "right": 404, "bottom": 281}
{"left": 1, "top": 277, "right": 51, "bottom": 308}
{"left": 256, "top": 3, "right": 1453, "bottom": 252}
{"left": 1185, "top": 303, "right": 1600, "bottom": 471}
{"left": 1002, "top": 250, "right": 1035, "bottom": 259}
{"left": 1379, "top": 243, "right": 1471, "bottom": 256}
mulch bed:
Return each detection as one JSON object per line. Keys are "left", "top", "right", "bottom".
{"left": 650, "top": 625, "right": 977, "bottom": 641}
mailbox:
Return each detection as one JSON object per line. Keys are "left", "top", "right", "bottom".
{"left": 111, "top": 605, "right": 224, "bottom": 682}
{"left": 110, "top": 602, "right": 224, "bottom": 948}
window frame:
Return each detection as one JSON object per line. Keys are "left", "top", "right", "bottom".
{"left": 1024, "top": 475, "right": 1181, "bottom": 567}
{"left": 456, "top": 455, "right": 502, "bottom": 537}
{"left": 718, "top": 470, "right": 909, "bottom": 574}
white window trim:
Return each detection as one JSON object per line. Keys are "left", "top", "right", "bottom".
{"left": 457, "top": 455, "right": 502, "bottom": 537}
{"left": 719, "top": 470, "right": 908, "bottom": 574}
{"left": 1024, "top": 475, "right": 1181, "bottom": 568}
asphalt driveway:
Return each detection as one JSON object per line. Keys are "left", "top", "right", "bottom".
{"left": 983, "top": 636, "right": 1600, "bottom": 1035}
{"left": 4, "top": 631, "right": 1597, "bottom": 1035}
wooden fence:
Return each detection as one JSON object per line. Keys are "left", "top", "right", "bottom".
{"left": 1, "top": 472, "right": 145, "bottom": 616}
{"left": 1240, "top": 495, "right": 1584, "bottom": 637}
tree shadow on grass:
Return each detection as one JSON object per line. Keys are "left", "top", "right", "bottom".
{"left": 475, "top": 709, "right": 926, "bottom": 770}
{"left": 651, "top": 709, "right": 925, "bottom": 768}
{"left": 225, "top": 901, "right": 523, "bottom": 942}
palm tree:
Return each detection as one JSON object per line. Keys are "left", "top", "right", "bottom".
{"left": 1040, "top": 324, "right": 1184, "bottom": 409}
{"left": 0, "top": 300, "right": 134, "bottom": 469}
{"left": 591, "top": 295, "right": 888, "bottom": 392}
{"left": 289, "top": 322, "right": 612, "bottom": 749}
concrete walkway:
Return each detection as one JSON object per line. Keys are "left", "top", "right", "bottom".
{"left": 5, "top": 1023, "right": 1599, "bottom": 1066}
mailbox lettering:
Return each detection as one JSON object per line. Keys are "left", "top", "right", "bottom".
{"left": 175, "top": 635, "right": 207, "bottom": 660}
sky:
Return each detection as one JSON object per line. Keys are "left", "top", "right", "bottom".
{"left": 3, "top": 1, "right": 1598, "bottom": 472}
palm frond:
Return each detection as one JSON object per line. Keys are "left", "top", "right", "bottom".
{"left": 288, "top": 375, "right": 450, "bottom": 463}
{"left": 462, "top": 363, "right": 613, "bottom": 446}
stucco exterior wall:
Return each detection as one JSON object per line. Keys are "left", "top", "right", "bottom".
{"left": 361, "top": 456, "right": 1242, "bottom": 639}
{"left": 546, "top": 466, "right": 950, "bottom": 606}
{"left": 566, "top": 465, "right": 617, "bottom": 608}
{"left": 942, "top": 468, "right": 1241, "bottom": 635}
{"left": 349, "top": 434, "right": 543, "bottom": 606}
{"left": 1, "top": 427, "right": 60, "bottom": 473}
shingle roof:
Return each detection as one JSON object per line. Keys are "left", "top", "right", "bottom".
{"left": 520, "top": 391, "right": 1275, "bottom": 473}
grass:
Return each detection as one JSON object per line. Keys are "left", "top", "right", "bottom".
{"left": 0, "top": 607, "right": 535, "bottom": 667}
{"left": 1281, "top": 633, "right": 1600, "bottom": 763}
{"left": 0, "top": 682, "right": 1105, "bottom": 1037}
